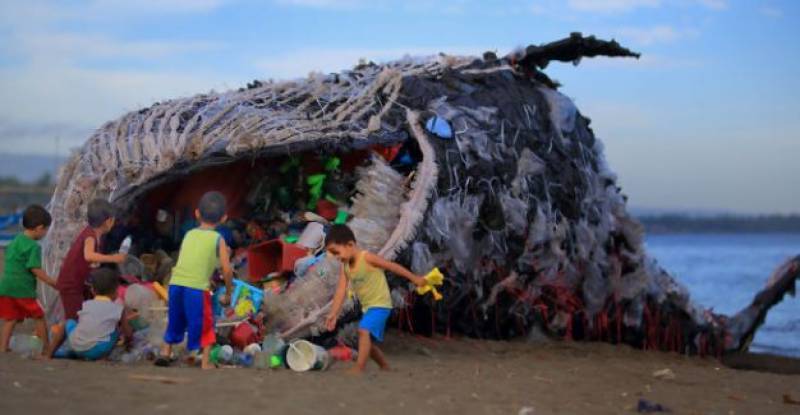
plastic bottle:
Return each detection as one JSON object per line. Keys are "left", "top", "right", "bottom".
{"left": 9, "top": 335, "right": 43, "bottom": 358}
{"left": 233, "top": 351, "right": 253, "bottom": 367}
{"left": 261, "top": 333, "right": 285, "bottom": 356}
{"left": 119, "top": 236, "right": 132, "bottom": 254}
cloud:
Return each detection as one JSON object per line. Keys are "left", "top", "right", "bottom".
{"left": 567, "top": 0, "right": 661, "bottom": 13}
{"left": 695, "top": 0, "right": 727, "bottom": 10}
{"left": 5, "top": 32, "right": 222, "bottom": 64}
{"left": 580, "top": 54, "right": 705, "bottom": 70}
{"left": 613, "top": 25, "right": 700, "bottom": 46}
{"left": 759, "top": 6, "right": 783, "bottom": 18}
{"left": 615, "top": 25, "right": 680, "bottom": 45}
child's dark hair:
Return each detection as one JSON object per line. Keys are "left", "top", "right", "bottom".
{"left": 22, "top": 204, "right": 51, "bottom": 229}
{"left": 87, "top": 199, "right": 115, "bottom": 228}
{"left": 325, "top": 224, "right": 357, "bottom": 246}
{"left": 198, "top": 191, "right": 226, "bottom": 223}
{"left": 89, "top": 268, "right": 119, "bottom": 296}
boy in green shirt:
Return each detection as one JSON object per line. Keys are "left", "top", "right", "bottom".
{"left": 0, "top": 205, "right": 58, "bottom": 356}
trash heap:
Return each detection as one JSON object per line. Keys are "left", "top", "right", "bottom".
{"left": 42, "top": 33, "right": 800, "bottom": 363}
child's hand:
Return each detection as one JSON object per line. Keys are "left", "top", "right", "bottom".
{"left": 325, "top": 314, "right": 337, "bottom": 332}
{"left": 112, "top": 253, "right": 127, "bottom": 264}
{"left": 220, "top": 293, "right": 231, "bottom": 306}
{"left": 412, "top": 275, "right": 427, "bottom": 287}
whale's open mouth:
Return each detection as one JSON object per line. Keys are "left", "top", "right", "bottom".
{"left": 111, "top": 110, "right": 438, "bottom": 277}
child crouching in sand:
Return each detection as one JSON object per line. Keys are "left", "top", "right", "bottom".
{"left": 324, "top": 224, "right": 425, "bottom": 374}
{"left": 47, "top": 268, "right": 133, "bottom": 360}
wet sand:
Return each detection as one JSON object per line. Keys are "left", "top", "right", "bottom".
{"left": 1, "top": 333, "right": 799, "bottom": 415}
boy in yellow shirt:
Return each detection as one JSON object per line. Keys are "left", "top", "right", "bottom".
{"left": 325, "top": 224, "right": 425, "bottom": 374}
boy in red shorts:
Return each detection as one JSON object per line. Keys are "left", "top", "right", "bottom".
{"left": 0, "top": 205, "right": 58, "bottom": 355}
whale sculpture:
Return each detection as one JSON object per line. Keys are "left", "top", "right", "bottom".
{"left": 42, "top": 33, "right": 799, "bottom": 356}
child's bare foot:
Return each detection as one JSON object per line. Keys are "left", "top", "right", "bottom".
{"left": 379, "top": 364, "right": 392, "bottom": 372}
{"left": 200, "top": 363, "right": 215, "bottom": 370}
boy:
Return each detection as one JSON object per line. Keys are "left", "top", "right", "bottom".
{"left": 324, "top": 224, "right": 425, "bottom": 374}
{"left": 47, "top": 268, "right": 132, "bottom": 360}
{"left": 156, "top": 191, "right": 233, "bottom": 370}
{"left": 57, "top": 199, "right": 127, "bottom": 320}
{"left": 0, "top": 205, "right": 57, "bottom": 355}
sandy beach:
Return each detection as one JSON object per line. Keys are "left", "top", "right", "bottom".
{"left": 1, "top": 332, "right": 799, "bottom": 415}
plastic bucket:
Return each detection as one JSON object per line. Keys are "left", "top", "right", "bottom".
{"left": 286, "top": 340, "right": 331, "bottom": 372}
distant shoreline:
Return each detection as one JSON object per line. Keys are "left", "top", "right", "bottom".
{"left": 638, "top": 214, "right": 800, "bottom": 234}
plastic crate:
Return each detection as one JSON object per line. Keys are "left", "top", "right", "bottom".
{"left": 246, "top": 239, "right": 308, "bottom": 283}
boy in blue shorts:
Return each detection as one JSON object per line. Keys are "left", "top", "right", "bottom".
{"left": 156, "top": 191, "right": 233, "bottom": 370}
{"left": 324, "top": 224, "right": 425, "bottom": 374}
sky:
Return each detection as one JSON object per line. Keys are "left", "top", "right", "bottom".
{"left": 0, "top": 0, "right": 797, "bottom": 214}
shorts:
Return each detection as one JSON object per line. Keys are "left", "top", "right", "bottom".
{"left": 0, "top": 296, "right": 44, "bottom": 320}
{"left": 53, "top": 319, "right": 119, "bottom": 361}
{"left": 163, "top": 285, "right": 215, "bottom": 351}
{"left": 358, "top": 307, "right": 391, "bottom": 343}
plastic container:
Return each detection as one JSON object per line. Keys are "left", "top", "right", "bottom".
{"left": 210, "top": 344, "right": 234, "bottom": 364}
{"left": 315, "top": 199, "right": 339, "bottom": 221}
{"left": 286, "top": 340, "right": 331, "bottom": 372}
{"left": 214, "top": 278, "right": 265, "bottom": 318}
{"left": 253, "top": 351, "right": 271, "bottom": 369}
{"left": 328, "top": 344, "right": 358, "bottom": 362}
{"left": 261, "top": 334, "right": 286, "bottom": 355}
{"left": 230, "top": 322, "right": 258, "bottom": 349}
{"left": 9, "top": 335, "right": 43, "bottom": 358}
{"left": 234, "top": 352, "right": 254, "bottom": 367}
{"left": 297, "top": 222, "right": 325, "bottom": 250}
{"left": 243, "top": 343, "right": 261, "bottom": 356}
{"left": 246, "top": 239, "right": 308, "bottom": 283}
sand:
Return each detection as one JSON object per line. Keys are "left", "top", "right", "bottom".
{"left": 2, "top": 251, "right": 800, "bottom": 415}
{"left": 1, "top": 334, "right": 799, "bottom": 415}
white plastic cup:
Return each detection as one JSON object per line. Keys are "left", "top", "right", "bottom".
{"left": 286, "top": 340, "right": 331, "bottom": 372}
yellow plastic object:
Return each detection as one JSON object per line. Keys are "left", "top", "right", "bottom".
{"left": 152, "top": 282, "right": 168, "bottom": 301}
{"left": 416, "top": 267, "right": 444, "bottom": 301}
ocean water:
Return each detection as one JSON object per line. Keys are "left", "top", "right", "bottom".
{"left": 646, "top": 233, "right": 800, "bottom": 357}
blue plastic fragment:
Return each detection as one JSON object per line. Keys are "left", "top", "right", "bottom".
{"left": 398, "top": 152, "right": 414, "bottom": 166}
{"left": 425, "top": 116, "right": 453, "bottom": 139}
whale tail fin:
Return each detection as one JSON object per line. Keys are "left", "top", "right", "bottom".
{"left": 726, "top": 255, "right": 800, "bottom": 352}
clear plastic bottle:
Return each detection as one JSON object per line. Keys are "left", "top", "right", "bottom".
{"left": 119, "top": 236, "right": 132, "bottom": 254}
{"left": 9, "top": 335, "right": 43, "bottom": 358}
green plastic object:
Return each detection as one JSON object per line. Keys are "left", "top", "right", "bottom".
{"left": 324, "top": 156, "right": 341, "bottom": 172}
{"left": 306, "top": 174, "right": 326, "bottom": 210}
{"left": 283, "top": 235, "right": 299, "bottom": 244}
{"left": 209, "top": 345, "right": 221, "bottom": 364}
{"left": 334, "top": 210, "right": 348, "bottom": 225}
{"left": 270, "top": 354, "right": 282, "bottom": 368}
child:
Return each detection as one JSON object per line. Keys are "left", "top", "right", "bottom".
{"left": 47, "top": 268, "right": 133, "bottom": 360}
{"left": 324, "top": 224, "right": 425, "bottom": 374}
{"left": 0, "top": 205, "right": 57, "bottom": 355}
{"left": 156, "top": 191, "right": 233, "bottom": 369}
{"left": 56, "top": 199, "right": 127, "bottom": 320}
